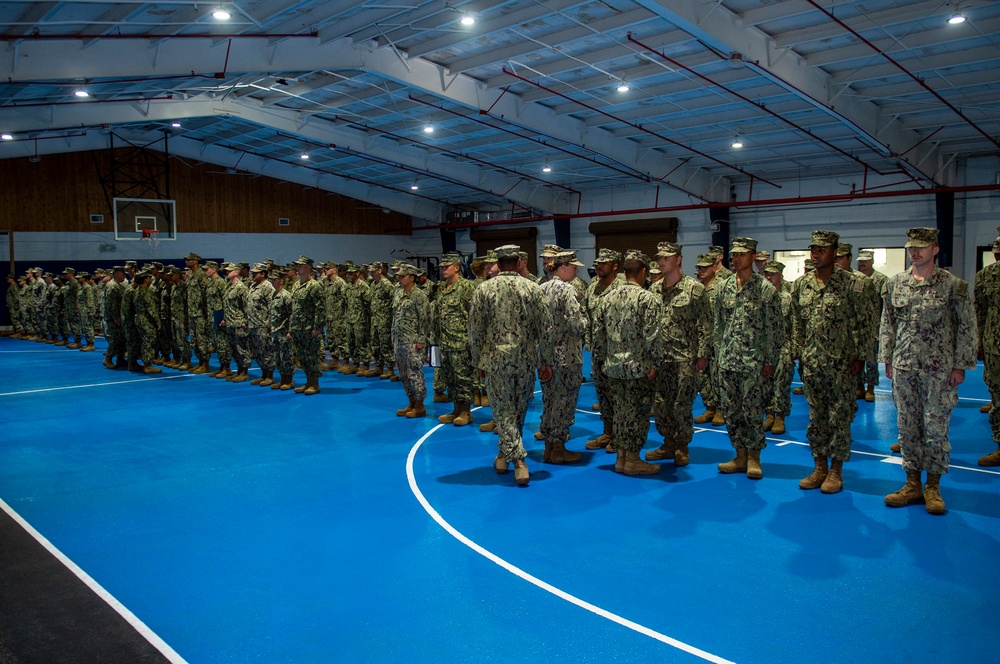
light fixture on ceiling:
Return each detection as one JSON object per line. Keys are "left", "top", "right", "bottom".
{"left": 542, "top": 163, "right": 552, "bottom": 173}
{"left": 948, "top": 11, "right": 966, "bottom": 24}
{"left": 410, "top": 183, "right": 419, "bottom": 190}
{"left": 1, "top": 133, "right": 13, "bottom": 140}
{"left": 212, "top": 7, "right": 232, "bottom": 21}
{"left": 74, "top": 88, "right": 90, "bottom": 98}
{"left": 460, "top": 14, "right": 476, "bottom": 26}
{"left": 170, "top": 122, "right": 182, "bottom": 128}
{"left": 300, "top": 153, "right": 309, "bottom": 160}
{"left": 731, "top": 135, "right": 744, "bottom": 149}
{"left": 423, "top": 125, "right": 434, "bottom": 134}
{"left": 616, "top": 80, "right": 630, "bottom": 93}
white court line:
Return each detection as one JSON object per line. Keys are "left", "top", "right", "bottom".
{"left": 406, "top": 425, "right": 735, "bottom": 664}
{"left": 0, "top": 373, "right": 194, "bottom": 397}
{"left": 0, "top": 497, "right": 188, "bottom": 664}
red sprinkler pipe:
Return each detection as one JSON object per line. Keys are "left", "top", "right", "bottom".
{"left": 502, "top": 66, "right": 782, "bottom": 189}
{"left": 0, "top": 31, "right": 318, "bottom": 41}
{"left": 628, "top": 34, "right": 892, "bottom": 177}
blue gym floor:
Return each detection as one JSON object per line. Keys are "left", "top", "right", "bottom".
{"left": 1, "top": 335, "right": 998, "bottom": 663}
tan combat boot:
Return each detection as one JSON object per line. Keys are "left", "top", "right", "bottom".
{"left": 513, "top": 458, "right": 530, "bottom": 486}
{"left": 614, "top": 449, "right": 625, "bottom": 473}
{"left": 365, "top": 363, "right": 382, "bottom": 378}
{"left": 799, "top": 456, "right": 828, "bottom": 490}
{"left": 711, "top": 410, "right": 726, "bottom": 426}
{"left": 771, "top": 414, "right": 786, "bottom": 435}
{"left": 438, "top": 402, "right": 461, "bottom": 424}
{"left": 792, "top": 386, "right": 804, "bottom": 395}
{"left": 533, "top": 431, "right": 544, "bottom": 440}
{"left": 259, "top": 371, "right": 274, "bottom": 387}
{"left": 585, "top": 422, "right": 612, "bottom": 450}
{"left": 978, "top": 447, "right": 1000, "bottom": 466}
{"left": 763, "top": 413, "right": 774, "bottom": 432}
{"left": 693, "top": 407, "right": 715, "bottom": 424}
{"left": 821, "top": 459, "right": 843, "bottom": 494}
{"left": 143, "top": 365, "right": 162, "bottom": 375}
{"left": 885, "top": 471, "right": 924, "bottom": 507}
{"left": 433, "top": 391, "right": 450, "bottom": 403}
{"left": 924, "top": 473, "right": 946, "bottom": 515}
{"left": 855, "top": 386, "right": 865, "bottom": 400}
{"left": 178, "top": 360, "right": 193, "bottom": 371}
{"left": 55, "top": 339, "right": 67, "bottom": 347}
{"left": 128, "top": 361, "right": 142, "bottom": 372}
{"left": 304, "top": 376, "right": 320, "bottom": 396}
{"left": 279, "top": 374, "right": 295, "bottom": 390}
{"left": 890, "top": 442, "right": 901, "bottom": 453}
{"left": 547, "top": 441, "right": 582, "bottom": 464}
{"left": 231, "top": 369, "right": 250, "bottom": 383}
{"left": 406, "top": 400, "right": 426, "bottom": 418}
{"left": 591, "top": 402, "right": 601, "bottom": 411}
{"left": 390, "top": 372, "right": 400, "bottom": 382}
{"left": 718, "top": 447, "right": 748, "bottom": 474}
{"left": 746, "top": 449, "right": 763, "bottom": 479}
{"left": 624, "top": 450, "right": 660, "bottom": 476}
{"left": 338, "top": 361, "right": 352, "bottom": 375}
{"left": 452, "top": 402, "right": 473, "bottom": 427}
{"left": 480, "top": 392, "right": 491, "bottom": 407}
{"left": 865, "top": 384, "right": 875, "bottom": 402}
{"left": 102, "top": 357, "right": 116, "bottom": 370}
{"left": 396, "top": 398, "right": 415, "bottom": 417}
{"left": 294, "top": 376, "right": 309, "bottom": 393}
{"left": 479, "top": 420, "right": 496, "bottom": 433}
{"left": 645, "top": 440, "right": 677, "bottom": 462}
{"left": 980, "top": 403, "right": 993, "bottom": 414}
{"left": 493, "top": 453, "right": 509, "bottom": 474}
{"left": 354, "top": 364, "right": 368, "bottom": 376}
{"left": 215, "top": 367, "right": 232, "bottom": 380}
{"left": 380, "top": 367, "right": 394, "bottom": 379}
{"left": 115, "top": 358, "right": 129, "bottom": 370}
{"left": 251, "top": 374, "right": 264, "bottom": 385}
{"left": 674, "top": 443, "right": 690, "bottom": 467}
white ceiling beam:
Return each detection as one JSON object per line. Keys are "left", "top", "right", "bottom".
{"left": 829, "top": 46, "right": 1000, "bottom": 86}
{"left": 773, "top": 1, "right": 949, "bottom": 49}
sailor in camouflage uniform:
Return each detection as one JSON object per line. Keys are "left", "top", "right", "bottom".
{"left": 710, "top": 245, "right": 733, "bottom": 281}
{"left": 102, "top": 267, "right": 127, "bottom": 368}
{"left": 61, "top": 267, "right": 80, "bottom": 347}
{"left": 343, "top": 262, "right": 371, "bottom": 375}
{"left": 592, "top": 250, "right": 663, "bottom": 476}
{"left": 183, "top": 253, "right": 212, "bottom": 374}
{"left": 220, "top": 263, "right": 251, "bottom": 383}
{"left": 857, "top": 248, "right": 888, "bottom": 401}
{"left": 168, "top": 267, "right": 191, "bottom": 370}
{"left": 791, "top": 231, "right": 867, "bottom": 494}
{"left": 5, "top": 274, "right": 20, "bottom": 337}
{"left": 975, "top": 230, "right": 1000, "bottom": 466}
{"left": 538, "top": 251, "right": 588, "bottom": 464}
{"left": 367, "top": 262, "right": 394, "bottom": 378}
{"left": 693, "top": 253, "right": 723, "bottom": 426}
{"left": 881, "top": 228, "right": 976, "bottom": 515}
{"left": 583, "top": 248, "right": 625, "bottom": 450}
{"left": 76, "top": 271, "right": 96, "bottom": 351}
{"left": 269, "top": 270, "right": 296, "bottom": 390}
{"left": 469, "top": 245, "right": 554, "bottom": 486}
{"left": 391, "top": 263, "right": 431, "bottom": 418}
{"left": 646, "top": 242, "right": 711, "bottom": 467}
{"left": 205, "top": 262, "right": 233, "bottom": 378}
{"left": 834, "top": 243, "right": 879, "bottom": 402}
{"left": 323, "top": 262, "right": 348, "bottom": 370}
{"left": 19, "top": 272, "right": 36, "bottom": 339}
{"left": 133, "top": 271, "right": 162, "bottom": 374}
{"left": 537, "top": 244, "right": 562, "bottom": 285}
{"left": 713, "top": 237, "right": 783, "bottom": 480}
{"left": 289, "top": 256, "right": 326, "bottom": 395}
{"left": 247, "top": 263, "right": 275, "bottom": 386}
{"left": 762, "top": 261, "right": 793, "bottom": 435}
{"left": 432, "top": 253, "right": 477, "bottom": 427}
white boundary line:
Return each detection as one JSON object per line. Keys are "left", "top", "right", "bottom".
{"left": 0, "top": 373, "right": 194, "bottom": 397}
{"left": 0, "top": 497, "right": 188, "bottom": 664}
{"left": 406, "top": 424, "right": 736, "bottom": 664}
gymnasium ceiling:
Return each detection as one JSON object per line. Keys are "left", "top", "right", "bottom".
{"left": 0, "top": 0, "right": 998, "bottom": 224}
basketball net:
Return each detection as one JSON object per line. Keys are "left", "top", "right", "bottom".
{"left": 142, "top": 229, "right": 160, "bottom": 250}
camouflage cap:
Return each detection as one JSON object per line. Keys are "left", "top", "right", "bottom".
{"left": 135, "top": 270, "right": 150, "bottom": 280}
{"left": 809, "top": 230, "right": 840, "bottom": 248}
{"left": 112, "top": 265, "right": 126, "bottom": 273}
{"left": 63, "top": 266, "right": 76, "bottom": 274}
{"left": 494, "top": 244, "right": 521, "bottom": 260}
{"left": 763, "top": 260, "right": 785, "bottom": 274}
{"left": 141, "top": 263, "right": 154, "bottom": 271}
{"left": 6, "top": 273, "right": 13, "bottom": 279}
{"left": 804, "top": 258, "right": 815, "bottom": 270}
{"left": 708, "top": 245, "right": 725, "bottom": 256}
{"left": 655, "top": 241, "right": 681, "bottom": 257}
{"left": 268, "top": 269, "right": 284, "bottom": 279}
{"left": 905, "top": 227, "right": 938, "bottom": 248}
{"left": 648, "top": 263, "right": 662, "bottom": 275}
{"left": 184, "top": 252, "right": 201, "bottom": 261}
{"left": 251, "top": 262, "right": 268, "bottom": 273}
{"left": 857, "top": 249, "right": 875, "bottom": 261}
{"left": 695, "top": 253, "right": 715, "bottom": 267}
{"left": 397, "top": 263, "right": 420, "bottom": 277}
{"left": 294, "top": 255, "right": 314, "bottom": 266}
{"left": 221, "top": 262, "right": 239, "bottom": 272}
{"left": 125, "top": 260, "right": 137, "bottom": 268}
{"left": 552, "top": 251, "right": 585, "bottom": 267}
{"left": 594, "top": 248, "right": 621, "bottom": 264}
{"left": 540, "top": 244, "right": 563, "bottom": 257}
{"left": 483, "top": 249, "right": 498, "bottom": 263}
{"left": 43, "top": 272, "right": 53, "bottom": 278}
{"left": 239, "top": 261, "right": 250, "bottom": 270}
{"left": 151, "top": 261, "right": 164, "bottom": 270}
{"left": 204, "top": 260, "right": 219, "bottom": 269}
{"left": 167, "top": 266, "right": 181, "bottom": 275}
{"left": 755, "top": 251, "right": 770, "bottom": 261}
{"left": 730, "top": 237, "right": 758, "bottom": 254}
{"left": 518, "top": 251, "right": 529, "bottom": 261}
{"left": 993, "top": 237, "right": 1000, "bottom": 252}
{"left": 836, "top": 243, "right": 853, "bottom": 257}
{"left": 623, "top": 249, "right": 650, "bottom": 264}
{"left": 439, "top": 253, "right": 463, "bottom": 267}
{"left": 345, "top": 261, "right": 359, "bottom": 273}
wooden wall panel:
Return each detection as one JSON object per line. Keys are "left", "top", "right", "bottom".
{"left": 0, "top": 150, "right": 412, "bottom": 235}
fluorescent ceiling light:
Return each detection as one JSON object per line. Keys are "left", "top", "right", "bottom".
{"left": 542, "top": 164, "right": 552, "bottom": 173}
{"left": 74, "top": 89, "right": 90, "bottom": 98}
{"left": 1, "top": 133, "right": 13, "bottom": 140}
{"left": 212, "top": 8, "right": 232, "bottom": 21}
{"left": 460, "top": 15, "right": 476, "bottom": 26}
{"left": 423, "top": 126, "right": 434, "bottom": 133}
{"left": 948, "top": 12, "right": 966, "bottom": 24}
{"left": 616, "top": 82, "right": 630, "bottom": 93}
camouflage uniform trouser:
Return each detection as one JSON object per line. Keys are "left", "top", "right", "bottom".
{"left": 985, "top": 353, "right": 1000, "bottom": 446}
{"left": 395, "top": 342, "right": 427, "bottom": 405}
{"left": 432, "top": 367, "right": 446, "bottom": 393}
{"left": 158, "top": 318, "right": 171, "bottom": 358}
{"left": 22, "top": 306, "right": 34, "bottom": 334}
{"left": 138, "top": 321, "right": 157, "bottom": 365}
{"left": 172, "top": 319, "right": 191, "bottom": 363}
{"left": 57, "top": 311, "right": 68, "bottom": 341}
{"left": 273, "top": 332, "right": 294, "bottom": 377}
{"left": 370, "top": 319, "right": 392, "bottom": 369}
{"left": 292, "top": 329, "right": 322, "bottom": 380}
{"left": 768, "top": 351, "right": 793, "bottom": 416}
{"left": 540, "top": 363, "right": 583, "bottom": 444}
{"left": 67, "top": 306, "right": 81, "bottom": 342}
{"left": 440, "top": 345, "right": 475, "bottom": 404}
{"left": 718, "top": 368, "right": 768, "bottom": 451}
{"left": 188, "top": 316, "right": 212, "bottom": 362}
{"left": 485, "top": 366, "right": 535, "bottom": 462}
{"left": 347, "top": 319, "right": 368, "bottom": 364}
{"left": 802, "top": 362, "right": 855, "bottom": 461}
{"left": 608, "top": 376, "right": 655, "bottom": 452}
{"left": 214, "top": 319, "right": 232, "bottom": 367}
{"left": 592, "top": 361, "right": 614, "bottom": 427}
{"left": 46, "top": 309, "right": 58, "bottom": 339}
{"left": 856, "top": 339, "right": 880, "bottom": 389}
{"left": 326, "top": 317, "right": 348, "bottom": 359}
{"left": 227, "top": 326, "right": 250, "bottom": 371}
{"left": 653, "top": 362, "right": 697, "bottom": 446}
{"left": 126, "top": 321, "right": 141, "bottom": 361}
{"left": 80, "top": 313, "right": 94, "bottom": 345}
{"left": 105, "top": 323, "right": 125, "bottom": 361}
{"left": 891, "top": 368, "right": 955, "bottom": 475}
{"left": 249, "top": 328, "right": 274, "bottom": 373}
{"left": 698, "top": 359, "right": 718, "bottom": 409}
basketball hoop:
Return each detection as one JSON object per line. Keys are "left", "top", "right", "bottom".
{"left": 142, "top": 229, "right": 160, "bottom": 250}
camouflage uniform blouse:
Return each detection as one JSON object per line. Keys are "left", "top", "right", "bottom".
{"left": 879, "top": 267, "right": 976, "bottom": 374}
{"left": 269, "top": 288, "right": 292, "bottom": 336}
{"left": 650, "top": 273, "right": 711, "bottom": 363}
{"left": 222, "top": 279, "right": 249, "bottom": 328}
{"left": 712, "top": 272, "right": 782, "bottom": 371}
{"left": 539, "top": 278, "right": 587, "bottom": 367}
{"left": 290, "top": 279, "right": 326, "bottom": 333}
{"left": 247, "top": 279, "right": 275, "bottom": 330}
{"left": 591, "top": 281, "right": 663, "bottom": 380}
{"left": 391, "top": 287, "right": 430, "bottom": 346}
{"left": 791, "top": 267, "right": 867, "bottom": 367}
{"left": 975, "top": 261, "right": 1000, "bottom": 354}
{"left": 468, "top": 272, "right": 554, "bottom": 373}
{"left": 186, "top": 268, "right": 209, "bottom": 318}
{"left": 431, "top": 277, "right": 475, "bottom": 350}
